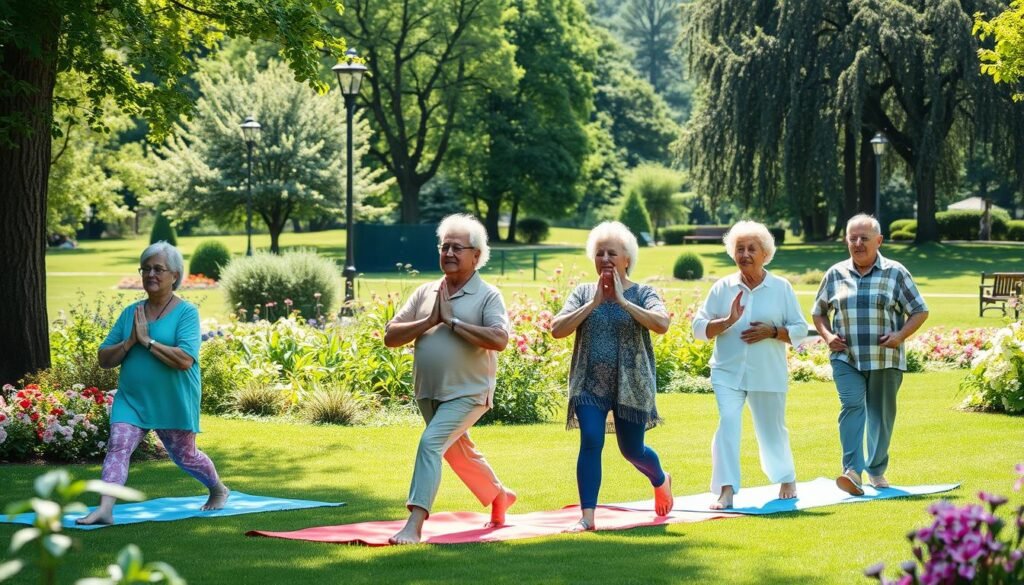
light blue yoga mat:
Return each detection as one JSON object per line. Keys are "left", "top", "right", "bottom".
{"left": 4, "top": 492, "right": 345, "bottom": 530}
{"left": 609, "top": 477, "right": 960, "bottom": 515}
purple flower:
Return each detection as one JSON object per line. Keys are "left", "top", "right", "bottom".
{"left": 979, "top": 490, "right": 1009, "bottom": 508}
{"left": 864, "top": 562, "right": 886, "bottom": 579}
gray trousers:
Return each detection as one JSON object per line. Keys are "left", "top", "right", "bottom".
{"left": 406, "top": 396, "right": 502, "bottom": 515}
{"left": 831, "top": 359, "right": 903, "bottom": 476}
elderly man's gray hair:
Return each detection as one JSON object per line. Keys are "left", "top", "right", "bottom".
{"left": 847, "top": 213, "right": 881, "bottom": 235}
{"left": 437, "top": 214, "right": 491, "bottom": 269}
{"left": 723, "top": 221, "right": 777, "bottom": 265}
{"left": 141, "top": 241, "right": 185, "bottom": 290}
{"left": 585, "top": 221, "right": 639, "bottom": 276}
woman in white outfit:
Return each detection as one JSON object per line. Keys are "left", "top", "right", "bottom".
{"left": 692, "top": 221, "right": 808, "bottom": 509}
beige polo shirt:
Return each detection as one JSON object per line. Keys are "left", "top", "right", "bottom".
{"left": 391, "top": 272, "right": 510, "bottom": 406}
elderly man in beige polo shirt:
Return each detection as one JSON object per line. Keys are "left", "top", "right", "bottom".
{"left": 384, "top": 213, "right": 517, "bottom": 545}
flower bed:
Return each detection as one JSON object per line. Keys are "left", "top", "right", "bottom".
{"left": 0, "top": 383, "right": 112, "bottom": 462}
{"left": 116, "top": 273, "right": 218, "bottom": 290}
{"left": 960, "top": 321, "right": 1024, "bottom": 414}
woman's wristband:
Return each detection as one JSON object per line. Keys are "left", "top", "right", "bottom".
{"left": 772, "top": 325, "right": 779, "bottom": 338}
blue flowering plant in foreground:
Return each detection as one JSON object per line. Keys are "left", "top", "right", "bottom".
{"left": 866, "top": 464, "right": 1024, "bottom": 584}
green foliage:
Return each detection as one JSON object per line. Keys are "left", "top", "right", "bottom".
{"left": 652, "top": 296, "right": 712, "bottom": 388}
{"left": 30, "top": 295, "right": 123, "bottom": 393}
{"left": 960, "top": 322, "right": 1024, "bottom": 413}
{"left": 1008, "top": 220, "right": 1024, "bottom": 241}
{"left": 198, "top": 336, "right": 247, "bottom": 415}
{"left": 890, "top": 229, "right": 915, "bottom": 241}
{"left": 301, "top": 389, "right": 364, "bottom": 425}
{"left": 936, "top": 209, "right": 1010, "bottom": 240}
{"left": 624, "top": 164, "right": 685, "bottom": 240}
{"left": 516, "top": 218, "right": 550, "bottom": 244}
{"left": 189, "top": 240, "right": 232, "bottom": 281}
{"left": 232, "top": 382, "right": 285, "bottom": 417}
{"left": 150, "top": 213, "right": 178, "bottom": 247}
{"left": 768, "top": 227, "right": 785, "bottom": 246}
{"left": 219, "top": 250, "right": 342, "bottom": 320}
{"left": 661, "top": 372, "right": 714, "bottom": 394}
{"left": 975, "top": 0, "right": 1024, "bottom": 101}
{"left": 151, "top": 53, "right": 392, "bottom": 253}
{"left": 660, "top": 225, "right": 695, "bottom": 245}
{"left": 618, "top": 0, "right": 682, "bottom": 95}
{"left": 617, "top": 191, "right": 653, "bottom": 245}
{"left": 889, "top": 219, "right": 917, "bottom": 234}
{"left": 672, "top": 252, "right": 704, "bottom": 280}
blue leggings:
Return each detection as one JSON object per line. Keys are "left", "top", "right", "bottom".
{"left": 576, "top": 404, "right": 666, "bottom": 509}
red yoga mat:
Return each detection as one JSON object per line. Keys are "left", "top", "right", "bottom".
{"left": 246, "top": 505, "right": 738, "bottom": 546}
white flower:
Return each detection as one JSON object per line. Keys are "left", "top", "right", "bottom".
{"left": 0, "top": 427, "right": 6, "bottom": 444}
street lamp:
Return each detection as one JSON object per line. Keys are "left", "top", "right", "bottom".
{"left": 240, "top": 116, "right": 261, "bottom": 256}
{"left": 332, "top": 48, "right": 367, "bottom": 307}
{"left": 871, "top": 131, "right": 888, "bottom": 235}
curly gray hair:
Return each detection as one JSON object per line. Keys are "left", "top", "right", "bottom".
{"left": 141, "top": 241, "right": 185, "bottom": 290}
{"left": 723, "top": 221, "right": 776, "bottom": 265}
{"left": 437, "top": 214, "right": 490, "bottom": 269}
{"left": 585, "top": 221, "right": 639, "bottom": 275}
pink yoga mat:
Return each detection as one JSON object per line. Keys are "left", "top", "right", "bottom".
{"left": 246, "top": 505, "right": 738, "bottom": 546}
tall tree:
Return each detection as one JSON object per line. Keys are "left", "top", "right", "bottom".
{"left": 0, "top": 0, "right": 344, "bottom": 384}
{"left": 151, "top": 55, "right": 391, "bottom": 253}
{"left": 618, "top": 0, "right": 680, "bottom": 93}
{"left": 623, "top": 163, "right": 685, "bottom": 240}
{"left": 975, "top": 0, "right": 1024, "bottom": 100}
{"left": 328, "top": 0, "right": 518, "bottom": 224}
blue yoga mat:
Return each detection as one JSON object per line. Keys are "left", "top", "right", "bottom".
{"left": 609, "top": 477, "right": 960, "bottom": 515}
{"left": 4, "top": 492, "right": 345, "bottom": 530}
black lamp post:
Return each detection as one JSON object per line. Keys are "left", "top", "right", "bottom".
{"left": 871, "top": 131, "right": 888, "bottom": 235}
{"left": 332, "top": 48, "right": 367, "bottom": 307}
{"left": 240, "top": 116, "right": 261, "bottom": 256}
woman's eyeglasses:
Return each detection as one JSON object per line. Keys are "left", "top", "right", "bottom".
{"left": 437, "top": 244, "right": 475, "bottom": 254}
{"left": 139, "top": 266, "right": 170, "bottom": 276}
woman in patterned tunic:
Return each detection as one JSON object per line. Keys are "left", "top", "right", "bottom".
{"left": 551, "top": 221, "right": 674, "bottom": 532}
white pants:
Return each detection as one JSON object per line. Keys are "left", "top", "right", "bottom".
{"left": 710, "top": 385, "right": 796, "bottom": 495}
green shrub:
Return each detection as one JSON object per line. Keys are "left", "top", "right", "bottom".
{"left": 189, "top": 240, "right": 232, "bottom": 281}
{"left": 618, "top": 191, "right": 653, "bottom": 246}
{"left": 301, "top": 388, "right": 364, "bottom": 425}
{"left": 768, "top": 227, "right": 785, "bottom": 246}
{"left": 662, "top": 372, "right": 713, "bottom": 394}
{"left": 232, "top": 382, "right": 285, "bottom": 416}
{"left": 890, "top": 229, "right": 915, "bottom": 241}
{"left": 27, "top": 295, "right": 124, "bottom": 392}
{"left": 516, "top": 218, "right": 550, "bottom": 244}
{"left": 150, "top": 212, "right": 178, "bottom": 246}
{"left": 936, "top": 209, "right": 1010, "bottom": 240}
{"left": 889, "top": 218, "right": 916, "bottom": 234}
{"left": 199, "top": 336, "right": 248, "bottom": 414}
{"left": 661, "top": 225, "right": 695, "bottom": 245}
{"left": 1007, "top": 220, "right": 1024, "bottom": 242}
{"left": 220, "top": 249, "right": 342, "bottom": 320}
{"left": 673, "top": 251, "right": 704, "bottom": 280}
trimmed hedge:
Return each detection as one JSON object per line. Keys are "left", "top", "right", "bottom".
{"left": 768, "top": 227, "right": 785, "bottom": 246}
{"left": 890, "top": 229, "right": 915, "bottom": 241}
{"left": 220, "top": 250, "right": 343, "bottom": 320}
{"left": 189, "top": 240, "right": 232, "bottom": 281}
{"left": 516, "top": 218, "right": 550, "bottom": 244}
{"left": 618, "top": 191, "right": 653, "bottom": 246}
{"left": 150, "top": 212, "right": 178, "bottom": 246}
{"left": 1007, "top": 220, "right": 1024, "bottom": 242}
{"left": 673, "top": 251, "right": 704, "bottom": 280}
{"left": 936, "top": 209, "right": 1010, "bottom": 240}
{"left": 889, "top": 219, "right": 916, "bottom": 234}
{"left": 661, "top": 225, "right": 695, "bottom": 245}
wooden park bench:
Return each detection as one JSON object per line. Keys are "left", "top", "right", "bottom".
{"left": 979, "top": 271, "right": 1024, "bottom": 318}
{"left": 683, "top": 226, "right": 730, "bottom": 244}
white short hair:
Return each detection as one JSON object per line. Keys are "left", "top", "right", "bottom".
{"left": 723, "top": 221, "right": 776, "bottom": 265}
{"left": 585, "top": 221, "right": 639, "bottom": 275}
{"left": 437, "top": 214, "right": 490, "bottom": 269}
{"left": 141, "top": 241, "right": 185, "bottom": 290}
{"left": 847, "top": 213, "right": 881, "bottom": 235}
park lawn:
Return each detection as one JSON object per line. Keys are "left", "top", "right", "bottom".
{"left": 1, "top": 371, "right": 1020, "bottom": 584}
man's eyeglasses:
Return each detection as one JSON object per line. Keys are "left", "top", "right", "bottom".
{"left": 437, "top": 243, "right": 475, "bottom": 254}
{"left": 139, "top": 266, "right": 170, "bottom": 276}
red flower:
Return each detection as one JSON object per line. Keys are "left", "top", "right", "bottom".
{"left": 30, "top": 412, "right": 40, "bottom": 422}
{"left": 25, "top": 384, "right": 39, "bottom": 390}
{"left": 51, "top": 408, "right": 64, "bottom": 417}
{"left": 19, "top": 399, "right": 31, "bottom": 409}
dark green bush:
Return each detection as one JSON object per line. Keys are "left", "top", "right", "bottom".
{"left": 890, "top": 229, "right": 915, "bottom": 241}
{"left": 768, "top": 227, "right": 785, "bottom": 246}
{"left": 1007, "top": 220, "right": 1024, "bottom": 242}
{"left": 516, "top": 218, "right": 550, "bottom": 244}
{"left": 889, "top": 218, "right": 916, "bottom": 234}
{"left": 673, "top": 251, "right": 704, "bottom": 280}
{"left": 199, "top": 336, "right": 247, "bottom": 414}
{"left": 618, "top": 191, "right": 653, "bottom": 246}
{"left": 220, "top": 250, "right": 343, "bottom": 320}
{"left": 936, "top": 209, "right": 1010, "bottom": 240}
{"left": 150, "top": 212, "right": 178, "bottom": 246}
{"left": 189, "top": 240, "right": 232, "bottom": 281}
{"left": 661, "top": 225, "right": 695, "bottom": 245}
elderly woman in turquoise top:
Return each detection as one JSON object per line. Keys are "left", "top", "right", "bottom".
{"left": 76, "top": 241, "right": 228, "bottom": 525}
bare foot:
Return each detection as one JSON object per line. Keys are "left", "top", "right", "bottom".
{"left": 389, "top": 507, "right": 427, "bottom": 545}
{"left": 486, "top": 488, "right": 517, "bottom": 527}
{"left": 75, "top": 508, "right": 114, "bottom": 526}
{"left": 200, "top": 483, "right": 230, "bottom": 511}
{"left": 562, "top": 517, "right": 595, "bottom": 533}
{"left": 654, "top": 472, "right": 674, "bottom": 516}
{"left": 778, "top": 481, "right": 797, "bottom": 499}
{"left": 710, "top": 485, "right": 734, "bottom": 510}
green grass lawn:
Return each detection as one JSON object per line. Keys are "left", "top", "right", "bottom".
{"left": 46, "top": 230, "right": 1024, "bottom": 329}
{"left": 1, "top": 371, "right": 1020, "bottom": 584}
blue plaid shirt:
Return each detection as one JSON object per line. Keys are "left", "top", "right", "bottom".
{"left": 812, "top": 252, "right": 928, "bottom": 371}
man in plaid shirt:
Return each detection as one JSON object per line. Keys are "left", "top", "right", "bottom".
{"left": 812, "top": 214, "right": 929, "bottom": 496}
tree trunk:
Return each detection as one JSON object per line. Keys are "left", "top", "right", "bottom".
{"left": 914, "top": 162, "right": 939, "bottom": 243}
{"left": 840, "top": 121, "right": 859, "bottom": 235}
{"left": 398, "top": 175, "right": 421, "bottom": 224}
{"left": 506, "top": 196, "right": 520, "bottom": 243}
{"left": 0, "top": 28, "right": 59, "bottom": 384}
{"left": 483, "top": 195, "right": 501, "bottom": 242}
{"left": 858, "top": 130, "right": 876, "bottom": 217}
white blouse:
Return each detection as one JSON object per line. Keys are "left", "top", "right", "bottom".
{"left": 692, "top": 271, "right": 809, "bottom": 392}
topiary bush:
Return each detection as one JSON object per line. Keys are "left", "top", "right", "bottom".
{"left": 661, "top": 225, "right": 695, "bottom": 245}
{"left": 618, "top": 191, "right": 653, "bottom": 246}
{"left": 220, "top": 249, "right": 343, "bottom": 320}
{"left": 189, "top": 240, "right": 232, "bottom": 281}
{"left": 889, "top": 229, "right": 915, "bottom": 241}
{"left": 935, "top": 209, "right": 1010, "bottom": 240}
{"left": 516, "top": 218, "right": 550, "bottom": 244}
{"left": 889, "top": 218, "right": 916, "bottom": 234}
{"left": 768, "top": 227, "right": 785, "bottom": 246}
{"left": 150, "top": 212, "right": 178, "bottom": 246}
{"left": 1007, "top": 220, "right": 1024, "bottom": 242}
{"left": 673, "top": 251, "right": 704, "bottom": 280}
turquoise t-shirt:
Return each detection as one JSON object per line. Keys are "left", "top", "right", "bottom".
{"left": 100, "top": 300, "right": 202, "bottom": 432}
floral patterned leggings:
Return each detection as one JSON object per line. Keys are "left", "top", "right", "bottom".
{"left": 101, "top": 423, "right": 221, "bottom": 489}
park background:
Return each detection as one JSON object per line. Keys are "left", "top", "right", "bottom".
{"left": 3, "top": 1, "right": 1024, "bottom": 584}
